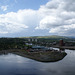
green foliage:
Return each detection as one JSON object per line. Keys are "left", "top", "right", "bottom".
{"left": 0, "top": 35, "right": 75, "bottom": 50}
{"left": 0, "top": 38, "right": 26, "bottom": 50}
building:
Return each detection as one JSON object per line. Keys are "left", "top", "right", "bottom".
{"left": 28, "top": 38, "right": 37, "bottom": 42}
{"left": 59, "top": 39, "right": 64, "bottom": 46}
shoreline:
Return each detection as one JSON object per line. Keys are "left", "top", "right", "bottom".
{"left": 0, "top": 49, "right": 67, "bottom": 62}
{"left": 52, "top": 46, "right": 75, "bottom": 50}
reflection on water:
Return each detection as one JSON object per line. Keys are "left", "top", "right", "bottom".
{"left": 0, "top": 50, "right": 75, "bottom": 75}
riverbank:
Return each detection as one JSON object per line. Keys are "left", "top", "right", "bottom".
{"left": 0, "top": 49, "right": 67, "bottom": 62}
{"left": 52, "top": 45, "right": 75, "bottom": 50}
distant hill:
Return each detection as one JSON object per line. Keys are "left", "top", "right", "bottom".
{"left": 68, "top": 36, "right": 75, "bottom": 39}
{"left": 21, "top": 35, "right": 69, "bottom": 39}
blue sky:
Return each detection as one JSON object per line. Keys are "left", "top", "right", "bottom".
{"left": 0, "top": 0, "right": 75, "bottom": 37}
{"left": 0, "top": 0, "right": 50, "bottom": 37}
{"left": 0, "top": 0, "right": 49, "bottom": 13}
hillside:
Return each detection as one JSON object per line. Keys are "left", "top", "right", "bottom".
{"left": 21, "top": 35, "right": 69, "bottom": 39}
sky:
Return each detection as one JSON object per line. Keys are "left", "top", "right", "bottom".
{"left": 0, "top": 0, "right": 75, "bottom": 37}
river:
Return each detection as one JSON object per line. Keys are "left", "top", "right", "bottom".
{"left": 0, "top": 49, "right": 75, "bottom": 75}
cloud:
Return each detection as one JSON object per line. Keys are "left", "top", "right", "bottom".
{"left": 14, "top": 0, "right": 18, "bottom": 3}
{"left": 36, "top": 0, "right": 75, "bottom": 36}
{"left": 1, "top": 5, "right": 8, "bottom": 11}
{"left": 0, "top": 10, "right": 34, "bottom": 33}
{"left": 0, "top": 0, "right": 75, "bottom": 36}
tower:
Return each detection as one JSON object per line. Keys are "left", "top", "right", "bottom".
{"left": 59, "top": 39, "right": 64, "bottom": 46}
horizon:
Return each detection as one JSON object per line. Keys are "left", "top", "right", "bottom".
{"left": 0, "top": 0, "right": 75, "bottom": 37}
{"left": 0, "top": 35, "right": 75, "bottom": 38}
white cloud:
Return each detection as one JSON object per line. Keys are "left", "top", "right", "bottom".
{"left": 1, "top": 5, "right": 8, "bottom": 11}
{"left": 0, "top": 0, "right": 75, "bottom": 36}
{"left": 50, "top": 24, "right": 75, "bottom": 36}
{"left": 36, "top": 0, "right": 75, "bottom": 36}
{"left": 0, "top": 9, "right": 38, "bottom": 34}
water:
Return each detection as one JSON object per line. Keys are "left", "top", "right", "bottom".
{"left": 0, "top": 50, "right": 75, "bottom": 75}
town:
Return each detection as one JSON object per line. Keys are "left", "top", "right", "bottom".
{"left": 0, "top": 36, "right": 68, "bottom": 62}
{"left": 0, "top": 36, "right": 75, "bottom": 51}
